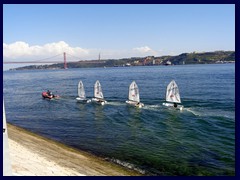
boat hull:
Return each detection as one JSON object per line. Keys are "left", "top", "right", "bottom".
{"left": 92, "top": 98, "right": 107, "bottom": 105}
{"left": 126, "top": 100, "right": 144, "bottom": 108}
{"left": 76, "top": 97, "right": 91, "bottom": 103}
{"left": 162, "top": 102, "right": 184, "bottom": 110}
{"left": 42, "top": 92, "right": 59, "bottom": 100}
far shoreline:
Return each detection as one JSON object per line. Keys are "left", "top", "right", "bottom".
{"left": 5, "top": 50, "right": 235, "bottom": 71}
{"left": 4, "top": 61, "right": 235, "bottom": 72}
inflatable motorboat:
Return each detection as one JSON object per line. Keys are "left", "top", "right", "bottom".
{"left": 42, "top": 92, "right": 60, "bottom": 99}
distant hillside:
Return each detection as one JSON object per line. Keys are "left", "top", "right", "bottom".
{"left": 167, "top": 51, "right": 235, "bottom": 65}
{"left": 11, "top": 51, "right": 235, "bottom": 70}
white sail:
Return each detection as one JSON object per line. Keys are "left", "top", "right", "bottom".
{"left": 128, "top": 81, "right": 140, "bottom": 102}
{"left": 94, "top": 80, "right": 104, "bottom": 99}
{"left": 166, "top": 80, "right": 181, "bottom": 103}
{"left": 78, "top": 81, "right": 86, "bottom": 99}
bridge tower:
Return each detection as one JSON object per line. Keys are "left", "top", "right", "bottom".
{"left": 63, "top": 52, "right": 67, "bottom": 69}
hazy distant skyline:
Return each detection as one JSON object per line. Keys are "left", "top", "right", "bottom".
{"left": 3, "top": 4, "right": 235, "bottom": 70}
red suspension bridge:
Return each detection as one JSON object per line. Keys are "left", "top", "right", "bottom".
{"left": 3, "top": 52, "right": 104, "bottom": 69}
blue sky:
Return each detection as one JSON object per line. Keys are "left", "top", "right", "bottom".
{"left": 3, "top": 4, "right": 235, "bottom": 70}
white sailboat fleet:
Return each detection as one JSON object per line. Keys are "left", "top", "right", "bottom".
{"left": 76, "top": 81, "right": 91, "bottom": 103}
{"left": 75, "top": 79, "right": 183, "bottom": 110}
{"left": 126, "top": 81, "right": 144, "bottom": 108}
{"left": 91, "top": 80, "right": 107, "bottom": 105}
{"left": 162, "top": 80, "right": 184, "bottom": 110}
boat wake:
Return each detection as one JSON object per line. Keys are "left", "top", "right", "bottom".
{"left": 106, "top": 101, "right": 126, "bottom": 106}
{"left": 142, "top": 104, "right": 161, "bottom": 111}
{"left": 184, "top": 108, "right": 201, "bottom": 116}
{"left": 185, "top": 107, "right": 235, "bottom": 119}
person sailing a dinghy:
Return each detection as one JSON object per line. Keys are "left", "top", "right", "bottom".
{"left": 174, "top": 103, "right": 178, "bottom": 108}
{"left": 98, "top": 99, "right": 105, "bottom": 103}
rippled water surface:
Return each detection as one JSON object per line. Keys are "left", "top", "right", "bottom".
{"left": 3, "top": 64, "right": 235, "bottom": 175}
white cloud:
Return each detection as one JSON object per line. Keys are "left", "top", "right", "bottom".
{"left": 3, "top": 41, "right": 164, "bottom": 70}
{"left": 133, "top": 46, "right": 153, "bottom": 53}
{"left": 131, "top": 46, "right": 160, "bottom": 57}
{"left": 3, "top": 41, "right": 89, "bottom": 61}
{"left": 3, "top": 41, "right": 32, "bottom": 58}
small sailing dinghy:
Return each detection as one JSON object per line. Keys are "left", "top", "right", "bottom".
{"left": 126, "top": 81, "right": 144, "bottom": 108}
{"left": 92, "top": 80, "right": 107, "bottom": 105}
{"left": 162, "top": 80, "right": 184, "bottom": 110}
{"left": 76, "top": 80, "right": 91, "bottom": 103}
